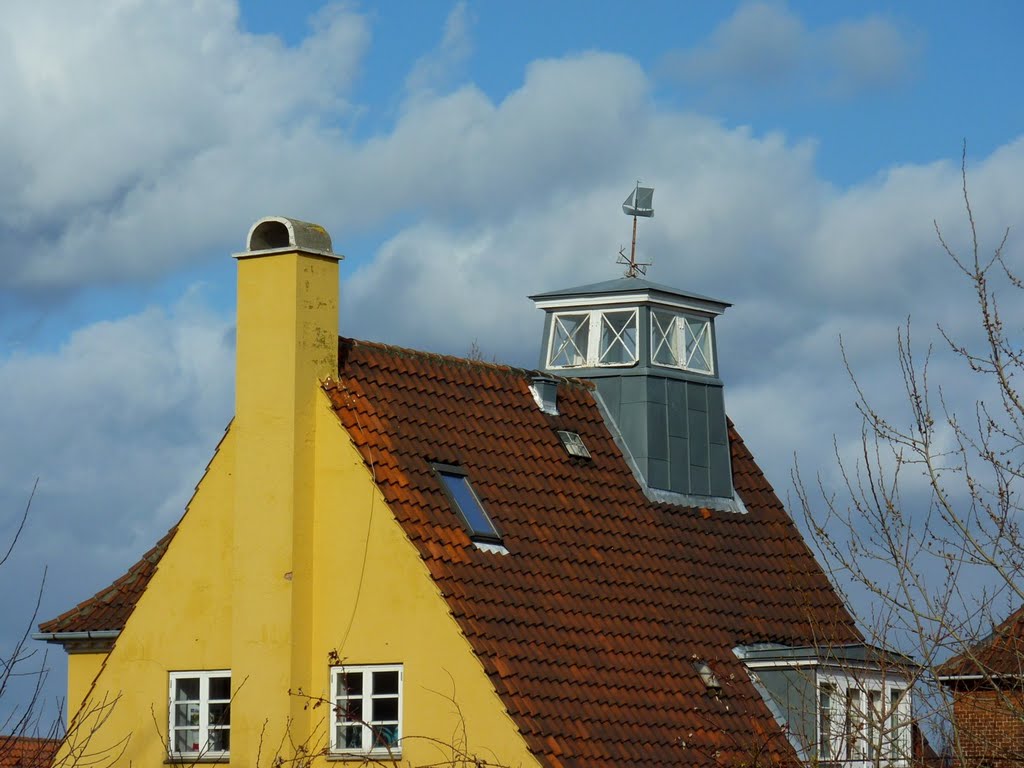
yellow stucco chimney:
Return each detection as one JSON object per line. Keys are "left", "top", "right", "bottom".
{"left": 230, "top": 217, "right": 340, "bottom": 764}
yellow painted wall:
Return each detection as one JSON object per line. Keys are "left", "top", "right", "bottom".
{"left": 66, "top": 652, "right": 105, "bottom": 723}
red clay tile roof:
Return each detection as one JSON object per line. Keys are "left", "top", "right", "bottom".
{"left": 325, "top": 338, "right": 862, "bottom": 768}
{"left": 938, "top": 603, "right": 1024, "bottom": 680}
{"left": 37, "top": 528, "right": 175, "bottom": 634}
{"left": 0, "top": 736, "right": 59, "bottom": 768}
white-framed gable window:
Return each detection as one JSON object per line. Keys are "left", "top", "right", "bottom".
{"left": 331, "top": 664, "right": 403, "bottom": 756}
{"left": 651, "top": 310, "right": 714, "bottom": 375}
{"left": 168, "top": 670, "right": 231, "bottom": 759}
{"left": 817, "top": 675, "right": 911, "bottom": 768}
{"left": 547, "top": 309, "right": 638, "bottom": 368}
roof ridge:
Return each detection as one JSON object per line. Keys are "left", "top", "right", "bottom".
{"left": 338, "top": 337, "right": 595, "bottom": 390}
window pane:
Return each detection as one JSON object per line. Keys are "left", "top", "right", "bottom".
{"left": 372, "top": 724, "right": 399, "bottom": 748}
{"left": 208, "top": 702, "right": 230, "bottom": 726}
{"left": 338, "top": 671, "right": 362, "bottom": 697}
{"left": 549, "top": 314, "right": 590, "bottom": 367}
{"left": 867, "top": 690, "right": 882, "bottom": 760}
{"left": 846, "top": 688, "right": 863, "bottom": 759}
{"left": 343, "top": 725, "right": 363, "bottom": 749}
{"left": 684, "top": 318, "right": 713, "bottom": 373}
{"left": 208, "top": 676, "right": 231, "bottom": 700}
{"left": 340, "top": 697, "right": 362, "bottom": 722}
{"left": 175, "top": 729, "right": 200, "bottom": 753}
{"left": 373, "top": 670, "right": 400, "bottom": 695}
{"left": 373, "top": 697, "right": 399, "bottom": 721}
{"left": 651, "top": 312, "right": 679, "bottom": 367}
{"left": 819, "top": 685, "right": 833, "bottom": 760}
{"left": 598, "top": 310, "right": 637, "bottom": 365}
{"left": 439, "top": 472, "right": 498, "bottom": 539}
{"left": 208, "top": 728, "right": 230, "bottom": 752}
{"left": 175, "top": 703, "right": 200, "bottom": 727}
{"left": 175, "top": 678, "right": 200, "bottom": 701}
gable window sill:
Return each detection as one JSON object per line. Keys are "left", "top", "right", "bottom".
{"left": 328, "top": 752, "right": 402, "bottom": 762}
{"left": 165, "top": 757, "right": 228, "bottom": 764}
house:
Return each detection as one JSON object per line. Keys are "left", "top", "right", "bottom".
{"left": 938, "top": 605, "right": 1024, "bottom": 767}
{"left": 36, "top": 216, "right": 918, "bottom": 767}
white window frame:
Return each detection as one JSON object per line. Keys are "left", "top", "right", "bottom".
{"left": 168, "top": 670, "right": 231, "bottom": 760}
{"left": 330, "top": 664, "right": 403, "bottom": 756}
{"left": 546, "top": 309, "right": 638, "bottom": 369}
{"left": 817, "top": 673, "right": 912, "bottom": 768}
{"left": 651, "top": 310, "right": 715, "bottom": 375}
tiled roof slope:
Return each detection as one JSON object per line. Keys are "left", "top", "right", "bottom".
{"left": 938, "top": 604, "right": 1024, "bottom": 680}
{"left": 326, "top": 338, "right": 862, "bottom": 768}
{"left": 0, "top": 736, "right": 59, "bottom": 768}
{"left": 37, "top": 528, "right": 176, "bottom": 634}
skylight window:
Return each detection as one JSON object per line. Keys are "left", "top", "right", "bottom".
{"left": 556, "top": 430, "right": 591, "bottom": 459}
{"left": 433, "top": 465, "right": 501, "bottom": 543}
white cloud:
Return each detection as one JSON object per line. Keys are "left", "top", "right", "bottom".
{"left": 0, "top": 0, "right": 369, "bottom": 289}
{"left": 404, "top": 1, "right": 474, "bottom": 99}
{"left": 0, "top": 289, "right": 234, "bottom": 587}
{"left": 671, "top": 1, "right": 807, "bottom": 87}
{"left": 662, "top": 1, "right": 919, "bottom": 100}
{"left": 828, "top": 15, "right": 920, "bottom": 96}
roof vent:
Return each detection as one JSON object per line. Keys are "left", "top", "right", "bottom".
{"left": 530, "top": 375, "right": 559, "bottom": 415}
{"left": 243, "top": 216, "right": 334, "bottom": 256}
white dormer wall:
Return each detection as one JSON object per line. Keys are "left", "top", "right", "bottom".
{"left": 739, "top": 647, "right": 915, "bottom": 768}
{"left": 817, "top": 668, "right": 913, "bottom": 768}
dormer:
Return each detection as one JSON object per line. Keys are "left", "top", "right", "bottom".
{"left": 530, "top": 277, "right": 737, "bottom": 509}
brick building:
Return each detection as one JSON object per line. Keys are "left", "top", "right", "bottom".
{"left": 939, "top": 605, "right": 1024, "bottom": 767}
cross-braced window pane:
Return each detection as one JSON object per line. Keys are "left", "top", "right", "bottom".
{"left": 548, "top": 314, "right": 590, "bottom": 367}
{"left": 598, "top": 310, "right": 638, "bottom": 365}
{"left": 651, "top": 312, "right": 715, "bottom": 375}
{"left": 651, "top": 311, "right": 679, "bottom": 367}
{"left": 684, "top": 318, "right": 713, "bottom": 373}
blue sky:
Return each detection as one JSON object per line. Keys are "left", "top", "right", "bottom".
{"left": 1, "top": 0, "right": 1023, "bottom": 728}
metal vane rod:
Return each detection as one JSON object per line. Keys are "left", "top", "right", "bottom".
{"left": 618, "top": 181, "right": 654, "bottom": 277}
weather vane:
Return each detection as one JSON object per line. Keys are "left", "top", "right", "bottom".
{"left": 618, "top": 181, "right": 654, "bottom": 277}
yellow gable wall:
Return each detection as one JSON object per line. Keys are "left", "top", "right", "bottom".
{"left": 62, "top": 394, "right": 540, "bottom": 768}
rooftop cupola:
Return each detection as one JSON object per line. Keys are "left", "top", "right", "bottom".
{"left": 530, "top": 277, "right": 739, "bottom": 510}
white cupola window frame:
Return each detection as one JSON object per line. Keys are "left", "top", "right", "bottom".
{"left": 651, "top": 310, "right": 715, "bottom": 375}
{"left": 547, "top": 308, "right": 639, "bottom": 369}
